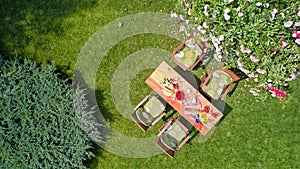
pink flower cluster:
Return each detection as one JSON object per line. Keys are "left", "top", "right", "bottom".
{"left": 293, "top": 30, "right": 300, "bottom": 45}
{"left": 293, "top": 30, "right": 300, "bottom": 38}
{"left": 267, "top": 86, "right": 287, "bottom": 100}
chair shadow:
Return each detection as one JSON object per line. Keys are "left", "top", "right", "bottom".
{"left": 162, "top": 105, "right": 177, "bottom": 121}
{"left": 173, "top": 65, "right": 199, "bottom": 89}
{"left": 187, "top": 129, "right": 201, "bottom": 145}
{"left": 214, "top": 100, "right": 233, "bottom": 122}
{"left": 231, "top": 67, "right": 249, "bottom": 80}
{"left": 186, "top": 100, "right": 233, "bottom": 144}
{"left": 227, "top": 80, "right": 240, "bottom": 97}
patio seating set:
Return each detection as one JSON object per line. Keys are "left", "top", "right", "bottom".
{"left": 131, "top": 33, "right": 240, "bottom": 158}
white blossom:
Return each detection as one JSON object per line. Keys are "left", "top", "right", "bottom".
{"left": 224, "top": 14, "right": 230, "bottom": 20}
{"left": 224, "top": 0, "right": 234, "bottom": 3}
{"left": 235, "top": 6, "right": 243, "bottom": 16}
{"left": 271, "top": 8, "right": 278, "bottom": 14}
{"left": 250, "top": 55, "right": 260, "bottom": 62}
{"left": 197, "top": 25, "right": 202, "bottom": 31}
{"left": 179, "top": 25, "right": 185, "bottom": 32}
{"left": 200, "top": 29, "right": 206, "bottom": 34}
{"left": 203, "top": 22, "right": 209, "bottom": 28}
{"left": 248, "top": 73, "right": 258, "bottom": 78}
{"left": 264, "top": 3, "right": 269, "bottom": 8}
{"left": 179, "top": 14, "right": 185, "bottom": 21}
{"left": 183, "top": 1, "right": 189, "bottom": 7}
{"left": 171, "top": 12, "right": 178, "bottom": 18}
{"left": 282, "top": 41, "right": 288, "bottom": 48}
{"left": 270, "top": 8, "right": 278, "bottom": 22}
{"left": 256, "top": 68, "right": 267, "bottom": 74}
{"left": 197, "top": 25, "right": 207, "bottom": 34}
{"left": 257, "top": 82, "right": 267, "bottom": 88}
{"left": 237, "top": 58, "right": 243, "bottom": 67}
{"left": 239, "top": 67, "right": 251, "bottom": 74}
{"left": 250, "top": 88, "right": 260, "bottom": 96}
{"left": 288, "top": 74, "right": 297, "bottom": 81}
{"left": 219, "top": 35, "right": 225, "bottom": 41}
{"left": 224, "top": 8, "right": 231, "bottom": 20}
{"left": 240, "top": 45, "right": 251, "bottom": 54}
{"left": 280, "top": 13, "right": 285, "bottom": 19}
{"left": 204, "top": 4, "right": 209, "bottom": 16}
{"left": 256, "top": 2, "right": 262, "bottom": 7}
{"left": 246, "top": 48, "right": 251, "bottom": 54}
{"left": 210, "top": 34, "right": 223, "bottom": 62}
{"left": 224, "top": 8, "right": 230, "bottom": 14}
{"left": 295, "top": 21, "right": 300, "bottom": 26}
{"left": 296, "top": 39, "right": 300, "bottom": 45}
{"left": 284, "top": 21, "right": 293, "bottom": 28}
{"left": 292, "top": 31, "right": 300, "bottom": 38}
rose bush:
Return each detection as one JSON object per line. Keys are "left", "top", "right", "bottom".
{"left": 173, "top": 0, "right": 300, "bottom": 100}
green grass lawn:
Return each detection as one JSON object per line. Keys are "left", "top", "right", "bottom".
{"left": 1, "top": 0, "right": 299, "bottom": 168}
{"left": 90, "top": 34, "right": 300, "bottom": 168}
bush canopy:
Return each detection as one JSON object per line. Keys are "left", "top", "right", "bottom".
{"left": 0, "top": 56, "right": 100, "bottom": 168}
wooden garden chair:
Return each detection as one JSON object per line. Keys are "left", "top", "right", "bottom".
{"left": 131, "top": 94, "right": 166, "bottom": 132}
{"left": 172, "top": 33, "right": 207, "bottom": 71}
{"left": 156, "top": 116, "right": 193, "bottom": 158}
{"left": 199, "top": 67, "right": 240, "bottom": 100}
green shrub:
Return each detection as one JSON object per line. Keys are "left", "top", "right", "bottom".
{"left": 0, "top": 56, "right": 100, "bottom": 168}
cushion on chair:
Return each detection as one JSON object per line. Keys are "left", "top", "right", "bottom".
{"left": 136, "top": 107, "right": 154, "bottom": 126}
{"left": 143, "top": 96, "right": 165, "bottom": 118}
{"left": 160, "top": 133, "right": 178, "bottom": 151}
{"left": 174, "top": 39, "right": 203, "bottom": 68}
{"left": 161, "top": 122, "right": 187, "bottom": 150}
{"left": 185, "top": 38, "right": 203, "bottom": 56}
{"left": 202, "top": 70, "right": 233, "bottom": 99}
{"left": 160, "top": 122, "right": 186, "bottom": 150}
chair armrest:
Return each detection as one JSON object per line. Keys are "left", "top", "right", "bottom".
{"left": 220, "top": 82, "right": 234, "bottom": 100}
{"left": 173, "top": 33, "right": 194, "bottom": 55}
{"left": 222, "top": 68, "right": 240, "bottom": 82}
{"left": 200, "top": 69, "right": 215, "bottom": 88}
{"left": 157, "top": 118, "right": 174, "bottom": 136}
{"left": 176, "top": 135, "right": 191, "bottom": 151}
{"left": 171, "top": 54, "right": 189, "bottom": 71}
{"left": 199, "top": 72, "right": 208, "bottom": 88}
{"left": 133, "top": 94, "right": 151, "bottom": 111}
{"left": 199, "top": 40, "right": 207, "bottom": 52}
{"left": 175, "top": 119, "right": 189, "bottom": 134}
{"left": 173, "top": 41, "right": 186, "bottom": 55}
{"left": 151, "top": 112, "right": 166, "bottom": 126}
{"left": 189, "top": 53, "right": 205, "bottom": 70}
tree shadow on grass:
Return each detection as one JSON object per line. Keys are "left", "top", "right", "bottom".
{"left": 86, "top": 143, "right": 103, "bottom": 168}
{"left": 0, "top": 0, "right": 97, "bottom": 57}
{"left": 73, "top": 69, "right": 116, "bottom": 160}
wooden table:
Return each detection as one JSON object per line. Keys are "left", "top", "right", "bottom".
{"left": 145, "top": 61, "right": 223, "bottom": 135}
